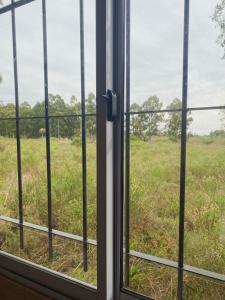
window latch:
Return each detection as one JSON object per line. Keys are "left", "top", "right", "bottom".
{"left": 102, "top": 89, "right": 117, "bottom": 121}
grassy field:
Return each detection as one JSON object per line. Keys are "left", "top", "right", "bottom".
{"left": 0, "top": 135, "right": 225, "bottom": 299}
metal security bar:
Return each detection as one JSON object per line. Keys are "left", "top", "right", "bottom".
{"left": 42, "top": 0, "right": 53, "bottom": 261}
{"left": 0, "top": 0, "right": 90, "bottom": 273}
{"left": 178, "top": 0, "right": 189, "bottom": 297}
{"left": 11, "top": 0, "right": 24, "bottom": 250}
{"left": 79, "top": 0, "right": 88, "bottom": 272}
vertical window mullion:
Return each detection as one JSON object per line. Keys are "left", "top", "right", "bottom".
{"left": 79, "top": 0, "right": 88, "bottom": 272}
{"left": 11, "top": 0, "right": 24, "bottom": 250}
{"left": 124, "top": 0, "right": 130, "bottom": 288}
{"left": 42, "top": 0, "right": 53, "bottom": 260}
{"left": 178, "top": 0, "right": 190, "bottom": 298}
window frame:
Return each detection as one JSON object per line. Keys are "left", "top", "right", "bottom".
{"left": 0, "top": 0, "right": 116, "bottom": 299}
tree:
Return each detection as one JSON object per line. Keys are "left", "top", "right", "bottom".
{"left": 141, "top": 96, "right": 164, "bottom": 140}
{"left": 212, "top": 0, "right": 225, "bottom": 58}
{"left": 130, "top": 96, "right": 163, "bottom": 140}
{"left": 210, "top": 129, "right": 225, "bottom": 137}
{"left": 86, "top": 92, "right": 96, "bottom": 138}
{"left": 69, "top": 95, "right": 81, "bottom": 138}
{"left": 130, "top": 103, "right": 145, "bottom": 139}
{"left": 166, "top": 98, "right": 193, "bottom": 141}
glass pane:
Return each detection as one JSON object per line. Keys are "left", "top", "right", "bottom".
{"left": 0, "top": 222, "right": 19, "bottom": 254}
{"left": 16, "top": 0, "right": 44, "bottom": 117}
{"left": 46, "top": 0, "right": 80, "bottom": 109}
{"left": 183, "top": 272, "right": 225, "bottom": 300}
{"left": 0, "top": 0, "right": 97, "bottom": 288}
{"left": 185, "top": 110, "right": 225, "bottom": 274}
{"left": 50, "top": 116, "right": 83, "bottom": 234}
{"left": 130, "top": 0, "right": 183, "bottom": 109}
{"left": 51, "top": 236, "right": 97, "bottom": 286}
{"left": 0, "top": 120, "right": 18, "bottom": 219}
{"left": 21, "top": 228, "right": 49, "bottom": 265}
{"left": 46, "top": 0, "right": 96, "bottom": 116}
{"left": 189, "top": 0, "right": 225, "bottom": 108}
{"left": 0, "top": 12, "right": 15, "bottom": 114}
{"left": 20, "top": 118, "right": 48, "bottom": 226}
{"left": 125, "top": 257, "right": 177, "bottom": 299}
{"left": 129, "top": 112, "right": 180, "bottom": 261}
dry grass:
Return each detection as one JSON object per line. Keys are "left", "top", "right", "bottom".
{"left": 0, "top": 135, "right": 225, "bottom": 298}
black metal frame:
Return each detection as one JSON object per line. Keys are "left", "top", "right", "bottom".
{"left": 1, "top": 0, "right": 225, "bottom": 300}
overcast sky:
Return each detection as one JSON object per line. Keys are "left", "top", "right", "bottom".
{"left": 0, "top": 0, "right": 225, "bottom": 134}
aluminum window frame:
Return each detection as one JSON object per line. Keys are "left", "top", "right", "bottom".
{"left": 0, "top": 0, "right": 114, "bottom": 299}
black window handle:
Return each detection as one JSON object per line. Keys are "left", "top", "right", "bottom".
{"left": 102, "top": 89, "right": 118, "bottom": 121}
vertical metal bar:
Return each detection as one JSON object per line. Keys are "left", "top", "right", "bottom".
{"left": 96, "top": 0, "right": 108, "bottom": 297}
{"left": 178, "top": 0, "right": 190, "bottom": 298}
{"left": 11, "top": 0, "right": 24, "bottom": 250}
{"left": 113, "top": 0, "right": 125, "bottom": 298}
{"left": 79, "top": 0, "right": 88, "bottom": 272}
{"left": 124, "top": 0, "right": 130, "bottom": 287}
{"left": 96, "top": 0, "right": 115, "bottom": 298}
{"left": 42, "top": 0, "right": 53, "bottom": 260}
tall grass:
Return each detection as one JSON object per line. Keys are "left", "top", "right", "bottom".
{"left": 0, "top": 135, "right": 225, "bottom": 298}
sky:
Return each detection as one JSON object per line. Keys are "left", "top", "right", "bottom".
{"left": 0, "top": 0, "right": 225, "bottom": 134}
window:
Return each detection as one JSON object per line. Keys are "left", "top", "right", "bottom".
{"left": 122, "top": 0, "right": 225, "bottom": 299}
{"left": 1, "top": 1, "right": 225, "bottom": 300}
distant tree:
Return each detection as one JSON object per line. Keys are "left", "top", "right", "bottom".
{"left": 166, "top": 98, "right": 193, "bottom": 141}
{"left": 86, "top": 92, "right": 96, "bottom": 138}
{"left": 0, "top": 103, "right": 16, "bottom": 137}
{"left": 130, "top": 103, "right": 145, "bottom": 139}
{"left": 212, "top": 0, "right": 225, "bottom": 58}
{"left": 0, "top": 92, "right": 97, "bottom": 139}
{"left": 70, "top": 95, "right": 81, "bottom": 114}
{"left": 130, "top": 96, "right": 163, "bottom": 140}
{"left": 210, "top": 129, "right": 225, "bottom": 137}
{"left": 70, "top": 95, "right": 81, "bottom": 138}
{"left": 47, "top": 94, "right": 76, "bottom": 138}
{"left": 20, "top": 101, "right": 32, "bottom": 117}
{"left": 141, "top": 96, "right": 164, "bottom": 140}
{"left": 19, "top": 102, "right": 33, "bottom": 137}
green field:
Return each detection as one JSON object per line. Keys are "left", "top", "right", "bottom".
{"left": 0, "top": 135, "right": 225, "bottom": 299}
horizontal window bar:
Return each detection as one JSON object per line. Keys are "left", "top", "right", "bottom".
{"left": 130, "top": 250, "right": 225, "bottom": 283}
{"left": 1, "top": 215, "right": 224, "bottom": 283}
{"left": 0, "top": 105, "right": 224, "bottom": 122}
{"left": 129, "top": 250, "right": 177, "bottom": 269}
{"left": 0, "top": 0, "right": 36, "bottom": 15}
{"left": 0, "top": 215, "right": 96, "bottom": 246}
{"left": 0, "top": 113, "right": 96, "bottom": 121}
{"left": 126, "top": 105, "right": 225, "bottom": 116}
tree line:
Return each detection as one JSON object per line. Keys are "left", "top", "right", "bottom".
{"left": 0, "top": 93, "right": 195, "bottom": 141}
{"left": 0, "top": 93, "right": 96, "bottom": 139}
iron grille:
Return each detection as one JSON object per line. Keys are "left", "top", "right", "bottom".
{"left": 0, "top": 0, "right": 225, "bottom": 299}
